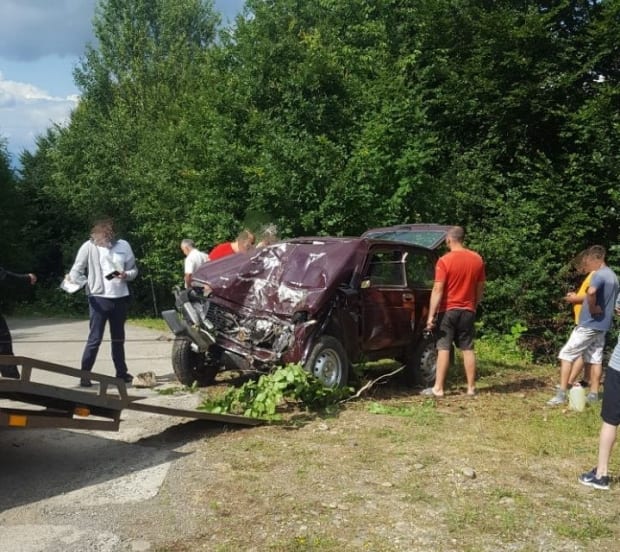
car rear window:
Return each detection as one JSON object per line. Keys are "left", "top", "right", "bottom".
{"left": 364, "top": 230, "right": 446, "bottom": 248}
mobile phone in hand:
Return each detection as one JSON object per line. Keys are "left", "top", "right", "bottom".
{"left": 105, "top": 271, "right": 121, "bottom": 280}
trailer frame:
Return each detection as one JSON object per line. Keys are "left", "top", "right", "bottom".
{"left": 0, "top": 355, "right": 261, "bottom": 430}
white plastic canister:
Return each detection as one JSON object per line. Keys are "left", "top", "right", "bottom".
{"left": 569, "top": 383, "right": 586, "bottom": 412}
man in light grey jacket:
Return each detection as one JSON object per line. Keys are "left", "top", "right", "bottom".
{"left": 69, "top": 219, "right": 138, "bottom": 387}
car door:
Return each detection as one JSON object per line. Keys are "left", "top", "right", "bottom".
{"left": 403, "top": 248, "right": 437, "bottom": 335}
{"left": 359, "top": 247, "right": 415, "bottom": 352}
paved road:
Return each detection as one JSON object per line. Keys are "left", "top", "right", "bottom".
{"left": 0, "top": 317, "right": 214, "bottom": 552}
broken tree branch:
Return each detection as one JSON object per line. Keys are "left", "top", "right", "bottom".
{"left": 340, "top": 365, "right": 405, "bottom": 403}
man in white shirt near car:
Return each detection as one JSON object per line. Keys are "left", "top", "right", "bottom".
{"left": 180, "top": 239, "right": 209, "bottom": 288}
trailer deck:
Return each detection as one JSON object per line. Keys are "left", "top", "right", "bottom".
{"left": 0, "top": 355, "right": 260, "bottom": 430}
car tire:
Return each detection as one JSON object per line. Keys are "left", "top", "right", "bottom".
{"left": 171, "top": 337, "right": 219, "bottom": 386}
{"left": 402, "top": 336, "right": 437, "bottom": 388}
{"left": 304, "top": 336, "right": 349, "bottom": 388}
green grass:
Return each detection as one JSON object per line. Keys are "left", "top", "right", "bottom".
{"left": 148, "top": 332, "right": 620, "bottom": 551}
{"left": 15, "top": 315, "right": 617, "bottom": 551}
{"left": 267, "top": 536, "right": 343, "bottom": 552}
{"left": 555, "top": 512, "right": 614, "bottom": 541}
{"left": 128, "top": 316, "right": 169, "bottom": 331}
{"left": 366, "top": 399, "right": 441, "bottom": 424}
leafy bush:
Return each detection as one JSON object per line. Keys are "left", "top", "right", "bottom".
{"left": 199, "top": 363, "right": 352, "bottom": 420}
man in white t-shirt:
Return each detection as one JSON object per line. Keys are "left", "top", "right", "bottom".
{"left": 180, "top": 239, "right": 209, "bottom": 288}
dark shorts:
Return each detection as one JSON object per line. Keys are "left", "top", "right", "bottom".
{"left": 601, "top": 367, "right": 620, "bottom": 426}
{"left": 436, "top": 309, "right": 476, "bottom": 351}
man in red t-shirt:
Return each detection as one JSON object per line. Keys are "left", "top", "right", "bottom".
{"left": 209, "top": 229, "right": 255, "bottom": 261}
{"left": 421, "top": 226, "right": 485, "bottom": 397}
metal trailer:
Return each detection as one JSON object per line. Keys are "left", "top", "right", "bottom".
{"left": 0, "top": 355, "right": 260, "bottom": 430}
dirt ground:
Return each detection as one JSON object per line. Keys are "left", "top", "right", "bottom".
{"left": 139, "top": 385, "right": 620, "bottom": 552}
{"left": 1, "top": 318, "right": 619, "bottom": 552}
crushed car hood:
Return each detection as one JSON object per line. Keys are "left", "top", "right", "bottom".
{"left": 192, "top": 238, "right": 370, "bottom": 317}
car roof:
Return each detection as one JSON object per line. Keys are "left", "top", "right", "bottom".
{"left": 361, "top": 224, "right": 451, "bottom": 249}
{"left": 287, "top": 236, "right": 434, "bottom": 251}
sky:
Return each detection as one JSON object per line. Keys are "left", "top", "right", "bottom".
{"left": 0, "top": 0, "right": 245, "bottom": 164}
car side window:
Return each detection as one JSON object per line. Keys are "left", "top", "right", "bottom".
{"left": 405, "top": 252, "right": 435, "bottom": 289}
{"left": 368, "top": 250, "right": 405, "bottom": 286}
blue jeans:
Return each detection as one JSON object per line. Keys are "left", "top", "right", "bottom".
{"left": 81, "top": 296, "right": 130, "bottom": 376}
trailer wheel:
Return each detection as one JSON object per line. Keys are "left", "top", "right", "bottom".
{"left": 304, "top": 336, "right": 349, "bottom": 388}
{"left": 171, "top": 337, "right": 219, "bottom": 386}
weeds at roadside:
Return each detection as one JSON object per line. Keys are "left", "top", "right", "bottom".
{"left": 366, "top": 399, "right": 440, "bottom": 425}
{"left": 147, "top": 327, "right": 620, "bottom": 550}
{"left": 266, "top": 535, "right": 342, "bottom": 552}
{"left": 127, "top": 317, "right": 169, "bottom": 332}
{"left": 155, "top": 381, "right": 200, "bottom": 395}
{"left": 199, "top": 363, "right": 352, "bottom": 420}
{"left": 555, "top": 511, "right": 614, "bottom": 542}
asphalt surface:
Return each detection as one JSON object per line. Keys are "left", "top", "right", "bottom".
{"left": 0, "top": 317, "right": 219, "bottom": 552}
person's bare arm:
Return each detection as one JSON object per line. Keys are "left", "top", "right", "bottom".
{"left": 564, "top": 291, "right": 584, "bottom": 304}
{"left": 0, "top": 267, "right": 36, "bottom": 285}
{"left": 426, "top": 281, "right": 445, "bottom": 329}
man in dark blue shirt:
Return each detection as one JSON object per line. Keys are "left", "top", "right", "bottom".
{"left": 0, "top": 267, "right": 37, "bottom": 378}
{"left": 548, "top": 246, "right": 619, "bottom": 405}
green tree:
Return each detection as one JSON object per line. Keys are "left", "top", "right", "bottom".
{"left": 384, "top": 0, "right": 620, "bottom": 335}
{"left": 39, "top": 0, "right": 226, "bottom": 307}
{"left": 0, "top": 134, "right": 37, "bottom": 308}
{"left": 11, "top": 0, "right": 620, "bottom": 342}
{"left": 18, "top": 128, "right": 80, "bottom": 283}
{"left": 0, "top": 136, "right": 25, "bottom": 265}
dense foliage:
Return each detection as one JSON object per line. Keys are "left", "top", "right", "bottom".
{"left": 2, "top": 0, "right": 619, "bottom": 349}
{"left": 0, "top": 139, "right": 37, "bottom": 310}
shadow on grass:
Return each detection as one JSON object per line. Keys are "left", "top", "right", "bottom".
{"left": 135, "top": 417, "right": 253, "bottom": 448}
{"left": 481, "top": 376, "right": 548, "bottom": 394}
{"left": 351, "top": 356, "right": 552, "bottom": 400}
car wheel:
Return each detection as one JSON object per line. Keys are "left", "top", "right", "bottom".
{"left": 171, "top": 337, "right": 219, "bottom": 386}
{"left": 402, "top": 336, "right": 437, "bottom": 388}
{"left": 304, "top": 336, "right": 349, "bottom": 388}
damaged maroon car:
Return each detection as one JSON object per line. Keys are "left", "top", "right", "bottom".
{"left": 162, "top": 225, "right": 448, "bottom": 388}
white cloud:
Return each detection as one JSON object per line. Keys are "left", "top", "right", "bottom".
{"left": 0, "top": 0, "right": 97, "bottom": 61}
{"left": 0, "top": 0, "right": 243, "bottom": 61}
{"left": 0, "top": 71, "right": 77, "bottom": 157}
{"left": 0, "top": 0, "right": 245, "bottom": 162}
